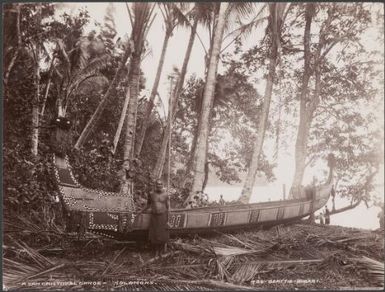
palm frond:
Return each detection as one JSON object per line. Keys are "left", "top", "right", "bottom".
{"left": 212, "top": 246, "right": 258, "bottom": 257}
{"left": 216, "top": 255, "right": 234, "bottom": 280}
{"left": 193, "top": 2, "right": 215, "bottom": 29}
{"left": 170, "top": 3, "right": 208, "bottom": 54}
{"left": 225, "top": 2, "right": 258, "bottom": 33}
{"left": 75, "top": 54, "right": 110, "bottom": 80}
{"left": 76, "top": 75, "right": 109, "bottom": 95}
{"left": 3, "top": 240, "right": 57, "bottom": 288}
{"left": 356, "top": 256, "right": 384, "bottom": 287}
{"left": 169, "top": 3, "right": 192, "bottom": 29}
{"left": 231, "top": 262, "right": 265, "bottom": 284}
{"left": 66, "top": 54, "right": 110, "bottom": 100}
{"left": 229, "top": 2, "right": 256, "bottom": 19}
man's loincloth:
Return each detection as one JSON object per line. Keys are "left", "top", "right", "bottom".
{"left": 149, "top": 212, "right": 169, "bottom": 246}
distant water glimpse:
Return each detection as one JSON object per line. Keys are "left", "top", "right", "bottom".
{"left": 205, "top": 185, "right": 382, "bottom": 230}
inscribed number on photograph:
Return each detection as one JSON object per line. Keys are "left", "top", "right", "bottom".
{"left": 210, "top": 212, "right": 226, "bottom": 227}
{"left": 168, "top": 213, "right": 185, "bottom": 228}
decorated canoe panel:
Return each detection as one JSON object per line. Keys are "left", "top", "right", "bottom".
{"left": 186, "top": 213, "right": 210, "bottom": 228}
{"left": 209, "top": 212, "right": 226, "bottom": 227}
{"left": 60, "top": 186, "right": 131, "bottom": 212}
{"left": 259, "top": 208, "right": 279, "bottom": 222}
{"left": 283, "top": 205, "right": 300, "bottom": 219}
{"left": 56, "top": 168, "right": 79, "bottom": 187}
{"left": 277, "top": 207, "right": 285, "bottom": 220}
{"left": 168, "top": 213, "right": 186, "bottom": 229}
{"left": 249, "top": 209, "right": 260, "bottom": 224}
{"left": 225, "top": 210, "right": 249, "bottom": 226}
{"left": 299, "top": 204, "right": 305, "bottom": 216}
{"left": 54, "top": 156, "right": 68, "bottom": 168}
{"left": 88, "top": 212, "right": 118, "bottom": 231}
{"left": 302, "top": 202, "right": 311, "bottom": 214}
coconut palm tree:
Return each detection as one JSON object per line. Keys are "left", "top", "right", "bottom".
{"left": 185, "top": 2, "right": 230, "bottom": 204}
{"left": 238, "top": 3, "right": 289, "bottom": 203}
{"left": 31, "top": 3, "right": 42, "bottom": 156}
{"left": 152, "top": 16, "right": 199, "bottom": 179}
{"left": 74, "top": 40, "right": 133, "bottom": 149}
{"left": 135, "top": 3, "right": 189, "bottom": 157}
{"left": 50, "top": 31, "right": 111, "bottom": 119}
{"left": 289, "top": 3, "right": 317, "bottom": 198}
{"left": 155, "top": 2, "right": 259, "bottom": 181}
{"left": 181, "top": 2, "right": 262, "bottom": 204}
{"left": 120, "top": 3, "right": 155, "bottom": 205}
{"left": 3, "top": 3, "right": 22, "bottom": 87}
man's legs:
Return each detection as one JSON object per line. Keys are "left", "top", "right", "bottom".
{"left": 154, "top": 244, "right": 160, "bottom": 258}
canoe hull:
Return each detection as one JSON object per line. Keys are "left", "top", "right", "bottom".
{"left": 54, "top": 155, "right": 332, "bottom": 240}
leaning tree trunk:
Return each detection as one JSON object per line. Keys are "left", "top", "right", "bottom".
{"left": 289, "top": 3, "right": 315, "bottom": 198}
{"left": 40, "top": 57, "right": 55, "bottom": 117}
{"left": 119, "top": 53, "right": 141, "bottom": 206}
{"left": 238, "top": 31, "right": 279, "bottom": 204}
{"left": 74, "top": 42, "right": 132, "bottom": 149}
{"left": 112, "top": 87, "right": 130, "bottom": 154}
{"left": 186, "top": 2, "right": 229, "bottom": 204}
{"left": 31, "top": 4, "right": 41, "bottom": 157}
{"left": 291, "top": 107, "right": 312, "bottom": 197}
{"left": 4, "top": 3, "right": 21, "bottom": 87}
{"left": 135, "top": 30, "right": 172, "bottom": 157}
{"left": 153, "top": 19, "right": 198, "bottom": 179}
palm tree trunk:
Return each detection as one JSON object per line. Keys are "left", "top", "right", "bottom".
{"left": 112, "top": 87, "right": 130, "bottom": 154}
{"left": 291, "top": 110, "right": 311, "bottom": 197}
{"left": 119, "top": 3, "right": 153, "bottom": 218}
{"left": 4, "top": 3, "right": 21, "bottom": 87}
{"left": 238, "top": 39, "right": 278, "bottom": 203}
{"left": 289, "top": 3, "right": 315, "bottom": 198}
{"left": 31, "top": 4, "right": 41, "bottom": 157}
{"left": 40, "top": 58, "right": 55, "bottom": 117}
{"left": 135, "top": 30, "right": 172, "bottom": 157}
{"left": 74, "top": 43, "right": 132, "bottom": 149}
{"left": 238, "top": 3, "right": 287, "bottom": 203}
{"left": 120, "top": 54, "right": 141, "bottom": 206}
{"left": 181, "top": 116, "right": 200, "bottom": 189}
{"left": 153, "top": 18, "right": 198, "bottom": 179}
{"left": 187, "top": 2, "right": 229, "bottom": 204}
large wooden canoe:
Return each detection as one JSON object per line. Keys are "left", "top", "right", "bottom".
{"left": 53, "top": 155, "right": 333, "bottom": 240}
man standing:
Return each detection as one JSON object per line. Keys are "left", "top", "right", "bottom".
{"left": 319, "top": 212, "right": 325, "bottom": 225}
{"left": 324, "top": 206, "right": 330, "bottom": 225}
{"left": 378, "top": 207, "right": 384, "bottom": 229}
{"left": 143, "top": 180, "right": 170, "bottom": 257}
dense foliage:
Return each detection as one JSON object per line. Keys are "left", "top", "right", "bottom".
{"left": 3, "top": 3, "right": 383, "bottom": 226}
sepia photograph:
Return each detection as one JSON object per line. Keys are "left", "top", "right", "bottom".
{"left": 2, "top": 2, "right": 384, "bottom": 291}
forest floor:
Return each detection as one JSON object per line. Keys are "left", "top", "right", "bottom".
{"left": 3, "top": 216, "right": 384, "bottom": 291}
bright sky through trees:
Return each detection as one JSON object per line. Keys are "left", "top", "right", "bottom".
{"left": 55, "top": 2, "right": 384, "bottom": 191}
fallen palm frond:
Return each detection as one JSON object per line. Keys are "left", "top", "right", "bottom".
{"left": 212, "top": 246, "right": 259, "bottom": 257}
{"left": 140, "top": 251, "right": 182, "bottom": 267}
{"left": 166, "top": 279, "right": 258, "bottom": 290}
{"left": 231, "top": 262, "right": 267, "bottom": 283}
{"left": 3, "top": 240, "right": 59, "bottom": 288}
{"left": 171, "top": 241, "right": 213, "bottom": 255}
{"left": 22, "top": 263, "right": 66, "bottom": 281}
{"left": 3, "top": 221, "right": 383, "bottom": 289}
{"left": 355, "top": 256, "right": 384, "bottom": 287}
{"left": 101, "top": 247, "right": 126, "bottom": 276}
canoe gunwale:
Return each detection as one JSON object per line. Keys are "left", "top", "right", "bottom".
{"left": 53, "top": 154, "right": 332, "bottom": 238}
